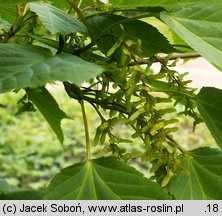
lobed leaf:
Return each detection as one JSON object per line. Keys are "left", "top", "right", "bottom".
{"left": 28, "top": 2, "right": 87, "bottom": 34}
{"left": 160, "top": 1, "right": 222, "bottom": 69}
{"left": 169, "top": 147, "right": 222, "bottom": 200}
{"left": 45, "top": 157, "right": 171, "bottom": 200}
{"left": 0, "top": 44, "right": 103, "bottom": 93}
{"left": 197, "top": 87, "right": 222, "bottom": 150}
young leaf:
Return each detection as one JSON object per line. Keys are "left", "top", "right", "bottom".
{"left": 27, "top": 87, "right": 69, "bottom": 144}
{"left": 45, "top": 157, "right": 171, "bottom": 200}
{"left": 28, "top": 2, "right": 87, "bottom": 34}
{"left": 169, "top": 147, "right": 222, "bottom": 200}
{"left": 89, "top": 14, "right": 174, "bottom": 58}
{"left": 160, "top": 1, "right": 222, "bottom": 69}
{"left": 196, "top": 87, "right": 222, "bottom": 150}
{"left": 0, "top": 44, "right": 103, "bottom": 93}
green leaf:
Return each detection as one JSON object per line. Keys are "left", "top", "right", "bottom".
{"left": 0, "top": 1, "right": 38, "bottom": 23}
{"left": 0, "top": 43, "right": 103, "bottom": 93}
{"left": 89, "top": 14, "right": 174, "bottom": 58}
{"left": 50, "top": 1, "right": 70, "bottom": 9}
{"left": 27, "top": 33, "right": 59, "bottom": 50}
{"left": 160, "top": 1, "right": 222, "bottom": 69}
{"left": 27, "top": 87, "right": 69, "bottom": 144}
{"left": 144, "top": 17, "right": 191, "bottom": 53}
{"left": 45, "top": 157, "right": 171, "bottom": 200}
{"left": 196, "top": 87, "right": 222, "bottom": 150}
{"left": 0, "top": 17, "right": 10, "bottom": 31}
{"left": 0, "top": 0, "right": 36, "bottom": 3}
{"left": 169, "top": 147, "right": 222, "bottom": 200}
{"left": 0, "top": 178, "right": 19, "bottom": 193}
{"left": 109, "top": 0, "right": 212, "bottom": 9}
{"left": 0, "top": 4, "right": 17, "bottom": 23}
{"left": 28, "top": 2, "right": 87, "bottom": 34}
{"left": 0, "top": 190, "right": 44, "bottom": 200}
{"left": 109, "top": 0, "right": 177, "bottom": 9}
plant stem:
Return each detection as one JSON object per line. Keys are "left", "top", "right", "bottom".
{"left": 157, "top": 52, "right": 201, "bottom": 61}
{"left": 78, "top": 0, "right": 84, "bottom": 8}
{"left": 166, "top": 135, "right": 186, "bottom": 153}
{"left": 80, "top": 100, "right": 91, "bottom": 160}
{"left": 66, "top": 0, "right": 95, "bottom": 42}
{"left": 128, "top": 52, "right": 201, "bottom": 66}
{"left": 90, "top": 102, "right": 106, "bottom": 123}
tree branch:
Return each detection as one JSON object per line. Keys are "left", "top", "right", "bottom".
{"left": 128, "top": 52, "right": 201, "bottom": 66}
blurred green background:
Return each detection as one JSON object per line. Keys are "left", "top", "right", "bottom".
{"left": 0, "top": 84, "right": 216, "bottom": 190}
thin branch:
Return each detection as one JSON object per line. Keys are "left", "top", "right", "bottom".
{"left": 157, "top": 52, "right": 201, "bottom": 61}
{"left": 63, "top": 82, "right": 130, "bottom": 115}
{"left": 90, "top": 102, "right": 106, "bottom": 123}
{"left": 128, "top": 52, "right": 201, "bottom": 66}
{"left": 166, "top": 135, "right": 186, "bottom": 153}
{"left": 66, "top": 0, "right": 95, "bottom": 42}
{"left": 78, "top": 0, "right": 84, "bottom": 8}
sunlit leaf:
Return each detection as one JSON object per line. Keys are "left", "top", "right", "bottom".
{"left": 169, "top": 147, "right": 222, "bottom": 199}
{"left": 160, "top": 1, "right": 222, "bottom": 69}
{"left": 45, "top": 157, "right": 171, "bottom": 200}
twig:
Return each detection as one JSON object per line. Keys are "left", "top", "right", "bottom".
{"left": 157, "top": 52, "right": 201, "bottom": 61}
{"left": 66, "top": 0, "right": 95, "bottom": 42}
{"left": 128, "top": 52, "right": 201, "bottom": 66}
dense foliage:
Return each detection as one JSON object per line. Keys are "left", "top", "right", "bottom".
{"left": 0, "top": 0, "right": 222, "bottom": 200}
